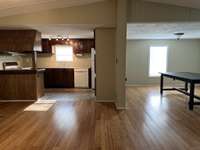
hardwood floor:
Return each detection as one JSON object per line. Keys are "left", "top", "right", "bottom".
{"left": 126, "top": 86, "right": 200, "bottom": 150}
{"left": 1, "top": 87, "right": 200, "bottom": 149}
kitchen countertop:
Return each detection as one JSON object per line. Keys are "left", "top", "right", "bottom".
{"left": 0, "top": 68, "right": 45, "bottom": 74}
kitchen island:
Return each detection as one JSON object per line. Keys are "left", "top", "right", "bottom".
{"left": 0, "top": 69, "right": 45, "bottom": 101}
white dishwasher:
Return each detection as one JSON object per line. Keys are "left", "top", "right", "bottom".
{"left": 74, "top": 68, "right": 89, "bottom": 88}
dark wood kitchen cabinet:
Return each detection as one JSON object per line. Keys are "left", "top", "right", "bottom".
{"left": 0, "top": 30, "right": 41, "bottom": 52}
{"left": 0, "top": 69, "right": 45, "bottom": 100}
{"left": 40, "top": 39, "right": 52, "bottom": 53}
{"left": 73, "top": 39, "right": 94, "bottom": 54}
{"left": 44, "top": 68, "right": 74, "bottom": 88}
{"left": 41, "top": 39, "right": 94, "bottom": 54}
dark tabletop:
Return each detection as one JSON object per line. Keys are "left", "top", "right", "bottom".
{"left": 160, "top": 72, "right": 200, "bottom": 82}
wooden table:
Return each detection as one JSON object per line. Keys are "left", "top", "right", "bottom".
{"left": 160, "top": 72, "right": 200, "bottom": 110}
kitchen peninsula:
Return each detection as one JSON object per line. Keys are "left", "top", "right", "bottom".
{"left": 0, "top": 29, "right": 44, "bottom": 101}
{"left": 0, "top": 69, "right": 44, "bottom": 100}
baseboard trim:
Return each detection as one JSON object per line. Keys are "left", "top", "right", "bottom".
{"left": 126, "top": 84, "right": 158, "bottom": 87}
{"left": 0, "top": 100, "right": 36, "bottom": 102}
{"left": 115, "top": 102, "right": 128, "bottom": 110}
{"left": 95, "top": 100, "right": 127, "bottom": 110}
{"left": 126, "top": 83, "right": 187, "bottom": 87}
{"left": 95, "top": 99, "right": 115, "bottom": 103}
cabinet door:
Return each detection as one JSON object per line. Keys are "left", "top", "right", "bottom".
{"left": 44, "top": 68, "right": 74, "bottom": 88}
{"left": 41, "top": 39, "right": 52, "bottom": 53}
{"left": 73, "top": 39, "right": 94, "bottom": 54}
{"left": 83, "top": 39, "right": 92, "bottom": 53}
{"left": 73, "top": 40, "right": 83, "bottom": 54}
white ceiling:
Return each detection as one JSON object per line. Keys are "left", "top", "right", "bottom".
{"left": 0, "top": 0, "right": 104, "bottom": 17}
{"left": 144, "top": 0, "right": 200, "bottom": 9}
{"left": 0, "top": 24, "right": 94, "bottom": 39}
{"left": 127, "top": 22, "right": 200, "bottom": 40}
{"left": 36, "top": 25, "right": 94, "bottom": 39}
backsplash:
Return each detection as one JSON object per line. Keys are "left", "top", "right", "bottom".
{"left": 0, "top": 55, "right": 23, "bottom": 70}
{"left": 0, "top": 52, "right": 91, "bottom": 70}
{"left": 22, "top": 53, "right": 91, "bottom": 69}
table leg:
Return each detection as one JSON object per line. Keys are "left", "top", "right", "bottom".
{"left": 160, "top": 74, "right": 163, "bottom": 95}
{"left": 189, "top": 83, "right": 195, "bottom": 110}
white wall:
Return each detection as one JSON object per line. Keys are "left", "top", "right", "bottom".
{"left": 95, "top": 28, "right": 116, "bottom": 101}
{"left": 115, "top": 0, "right": 127, "bottom": 108}
{"left": 126, "top": 39, "right": 200, "bottom": 85}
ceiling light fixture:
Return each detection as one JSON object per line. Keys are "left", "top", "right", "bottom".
{"left": 66, "top": 35, "right": 70, "bottom": 42}
{"left": 174, "top": 32, "right": 184, "bottom": 40}
{"left": 56, "top": 35, "right": 62, "bottom": 40}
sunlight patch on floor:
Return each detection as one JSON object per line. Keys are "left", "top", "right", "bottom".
{"left": 24, "top": 100, "right": 56, "bottom": 112}
{"left": 148, "top": 95, "right": 163, "bottom": 110}
{"left": 53, "top": 105, "right": 77, "bottom": 131}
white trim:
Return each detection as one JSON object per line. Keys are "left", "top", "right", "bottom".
{"left": 126, "top": 83, "right": 158, "bottom": 87}
{"left": 95, "top": 99, "right": 115, "bottom": 103}
{"left": 0, "top": 100, "right": 36, "bottom": 102}
{"left": 116, "top": 106, "right": 127, "bottom": 110}
{"left": 126, "top": 83, "right": 186, "bottom": 87}
{"left": 95, "top": 100, "right": 128, "bottom": 110}
{"left": 115, "top": 102, "right": 128, "bottom": 110}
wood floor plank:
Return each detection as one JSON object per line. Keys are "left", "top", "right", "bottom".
{"left": 1, "top": 87, "right": 200, "bottom": 149}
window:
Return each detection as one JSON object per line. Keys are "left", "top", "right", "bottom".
{"left": 149, "top": 46, "right": 168, "bottom": 77}
{"left": 55, "top": 45, "right": 73, "bottom": 62}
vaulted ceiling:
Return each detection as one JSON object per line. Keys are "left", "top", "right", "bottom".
{"left": 127, "top": 23, "right": 200, "bottom": 40}
{"left": 0, "top": 24, "right": 95, "bottom": 38}
{"left": 0, "top": 0, "right": 104, "bottom": 17}
{"left": 144, "top": 0, "right": 200, "bottom": 9}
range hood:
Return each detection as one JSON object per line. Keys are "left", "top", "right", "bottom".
{"left": 0, "top": 29, "right": 42, "bottom": 53}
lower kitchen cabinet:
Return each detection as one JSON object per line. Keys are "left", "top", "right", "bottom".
{"left": 0, "top": 69, "right": 45, "bottom": 100}
{"left": 44, "top": 68, "right": 74, "bottom": 88}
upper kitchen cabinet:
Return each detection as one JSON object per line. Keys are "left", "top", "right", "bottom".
{"left": 40, "top": 39, "right": 52, "bottom": 54}
{"left": 41, "top": 39, "right": 94, "bottom": 54}
{"left": 0, "top": 30, "right": 42, "bottom": 53}
{"left": 73, "top": 39, "right": 95, "bottom": 54}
